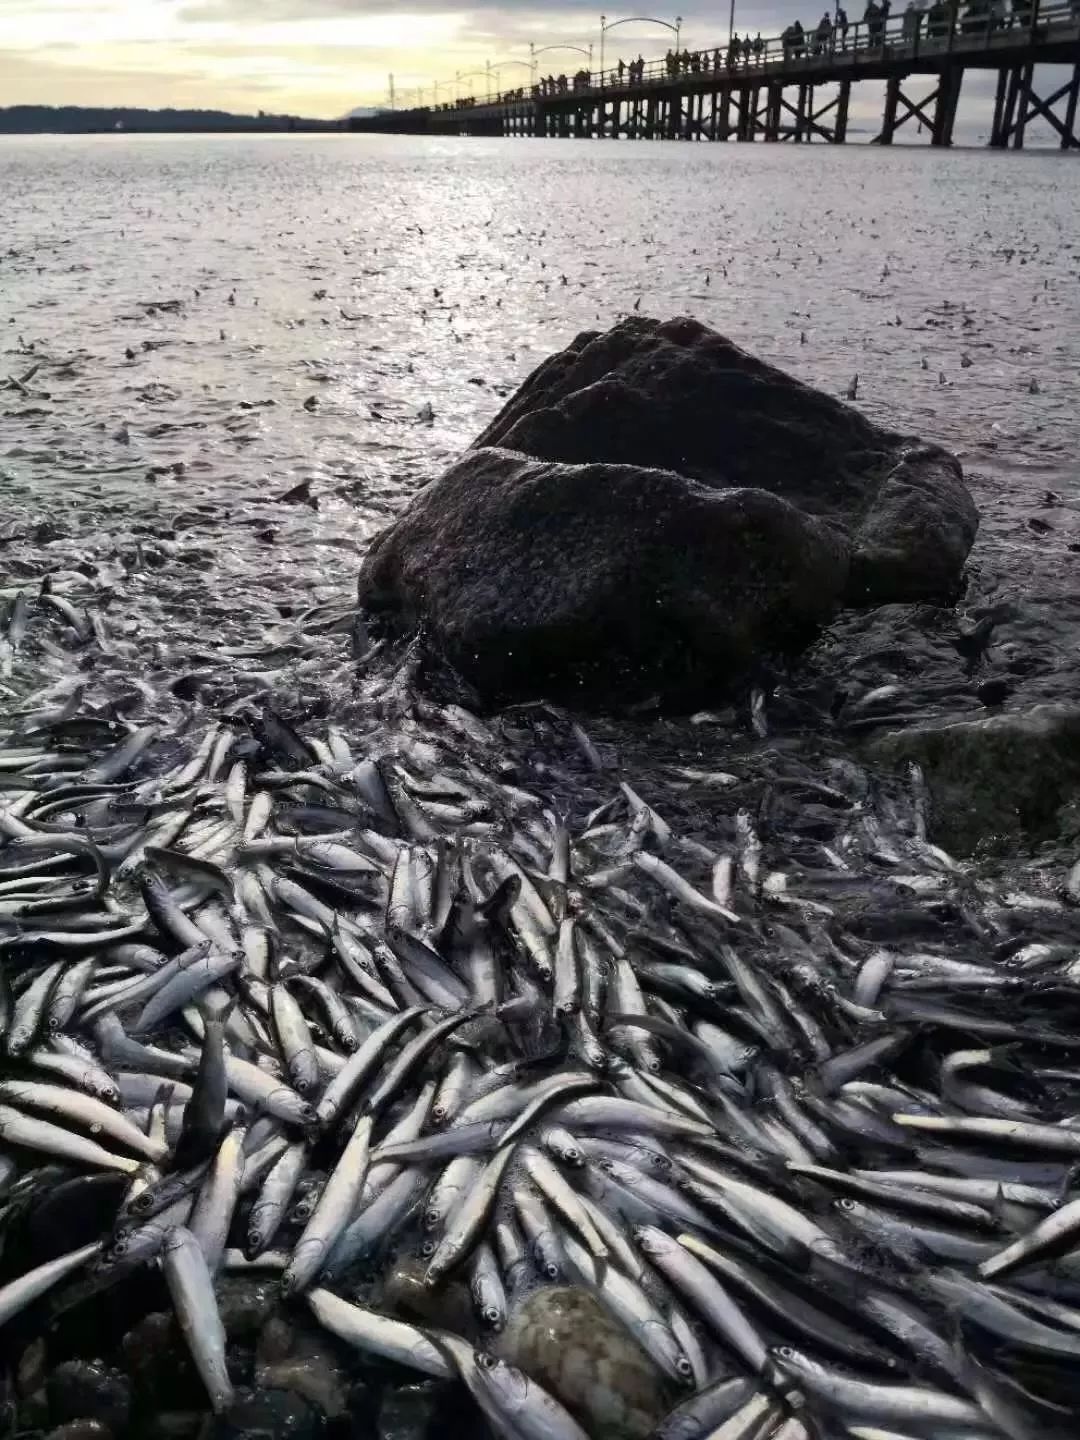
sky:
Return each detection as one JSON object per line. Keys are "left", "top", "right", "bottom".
{"left": 0, "top": 0, "right": 955, "bottom": 118}
{"left": 0, "top": 0, "right": 1059, "bottom": 131}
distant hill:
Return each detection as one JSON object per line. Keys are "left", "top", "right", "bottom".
{"left": 0, "top": 105, "right": 342, "bottom": 135}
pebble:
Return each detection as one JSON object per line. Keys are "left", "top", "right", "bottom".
{"left": 47, "top": 1362, "right": 130, "bottom": 1435}
{"left": 500, "top": 1286, "right": 672, "bottom": 1440}
{"left": 207, "top": 1388, "right": 320, "bottom": 1440}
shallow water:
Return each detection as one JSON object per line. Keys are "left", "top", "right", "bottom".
{"left": 2, "top": 133, "right": 1079, "bottom": 647}
{"left": 3, "top": 132, "right": 1080, "bottom": 1437}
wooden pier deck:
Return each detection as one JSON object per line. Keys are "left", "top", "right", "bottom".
{"left": 350, "top": 1, "right": 1080, "bottom": 148}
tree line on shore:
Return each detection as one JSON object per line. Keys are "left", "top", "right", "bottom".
{"left": 0, "top": 106, "right": 342, "bottom": 134}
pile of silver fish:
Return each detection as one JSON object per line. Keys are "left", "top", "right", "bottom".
{"left": 2, "top": 581, "right": 1080, "bottom": 1440}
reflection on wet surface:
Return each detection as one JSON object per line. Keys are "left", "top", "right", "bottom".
{"left": 2, "top": 134, "right": 1078, "bottom": 658}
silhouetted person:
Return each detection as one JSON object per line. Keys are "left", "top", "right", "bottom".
{"left": 837, "top": 6, "right": 850, "bottom": 44}
{"left": 753, "top": 31, "right": 764, "bottom": 59}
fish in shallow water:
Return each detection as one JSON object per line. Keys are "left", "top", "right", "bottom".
{"left": 0, "top": 595, "right": 1079, "bottom": 1438}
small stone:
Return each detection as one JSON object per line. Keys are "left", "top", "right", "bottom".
{"left": 44, "top": 1423, "right": 113, "bottom": 1440}
{"left": 141, "top": 1412, "right": 204, "bottom": 1440}
{"left": 207, "top": 1387, "right": 319, "bottom": 1440}
{"left": 377, "top": 1381, "right": 447, "bottom": 1440}
{"left": 255, "top": 1317, "right": 348, "bottom": 1418}
{"left": 17, "top": 1338, "right": 48, "bottom": 1396}
{"left": 500, "top": 1286, "right": 672, "bottom": 1440}
{"left": 378, "top": 1256, "right": 472, "bottom": 1334}
{"left": 215, "top": 1277, "right": 281, "bottom": 1340}
{"left": 47, "top": 1361, "right": 130, "bottom": 1434}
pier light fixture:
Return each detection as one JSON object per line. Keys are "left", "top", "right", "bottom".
{"left": 600, "top": 14, "right": 686, "bottom": 83}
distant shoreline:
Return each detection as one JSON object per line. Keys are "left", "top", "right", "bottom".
{"left": 0, "top": 105, "right": 343, "bottom": 135}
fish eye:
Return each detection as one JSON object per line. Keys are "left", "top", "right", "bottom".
{"left": 676, "top": 1357, "right": 694, "bottom": 1378}
{"left": 420, "top": 1239, "right": 436, "bottom": 1257}
{"left": 838, "top": 1198, "right": 856, "bottom": 1211}
{"left": 544, "top": 1263, "right": 559, "bottom": 1279}
{"left": 778, "top": 1347, "right": 795, "bottom": 1360}
{"left": 432, "top": 1106, "right": 448, "bottom": 1123}
{"left": 483, "top": 1307, "right": 501, "bottom": 1326}
{"left": 476, "top": 1352, "right": 497, "bottom": 1370}
{"left": 131, "top": 1193, "right": 153, "bottom": 1214}
{"left": 424, "top": 1208, "right": 441, "bottom": 1229}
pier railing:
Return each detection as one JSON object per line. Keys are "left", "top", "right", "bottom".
{"left": 427, "top": 0, "right": 1078, "bottom": 111}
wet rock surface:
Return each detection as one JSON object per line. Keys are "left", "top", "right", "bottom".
{"left": 870, "top": 703, "right": 1080, "bottom": 853}
{"left": 500, "top": 1287, "right": 672, "bottom": 1440}
{"left": 47, "top": 1361, "right": 131, "bottom": 1435}
{"left": 207, "top": 1387, "right": 321, "bottom": 1440}
{"left": 471, "top": 316, "right": 978, "bottom": 607}
{"left": 357, "top": 446, "right": 851, "bottom": 707}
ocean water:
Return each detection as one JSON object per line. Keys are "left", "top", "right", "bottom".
{"left": 1, "top": 131, "right": 1078, "bottom": 651}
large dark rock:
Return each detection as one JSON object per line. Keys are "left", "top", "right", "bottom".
{"left": 471, "top": 317, "right": 977, "bottom": 608}
{"left": 358, "top": 319, "right": 978, "bottom": 707}
{"left": 358, "top": 448, "right": 850, "bottom": 707}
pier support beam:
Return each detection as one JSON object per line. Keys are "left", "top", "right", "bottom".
{"left": 874, "top": 71, "right": 962, "bottom": 145}
{"left": 990, "top": 66, "right": 1010, "bottom": 146}
{"left": 1004, "top": 63, "right": 1080, "bottom": 149}
{"left": 879, "top": 75, "right": 901, "bottom": 143}
{"left": 835, "top": 80, "right": 851, "bottom": 141}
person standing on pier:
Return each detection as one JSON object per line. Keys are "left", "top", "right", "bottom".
{"left": 815, "top": 12, "right": 833, "bottom": 51}
{"left": 753, "top": 31, "right": 765, "bottom": 60}
{"left": 837, "top": 5, "right": 850, "bottom": 45}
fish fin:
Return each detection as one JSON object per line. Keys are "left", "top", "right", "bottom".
{"left": 476, "top": 875, "right": 519, "bottom": 923}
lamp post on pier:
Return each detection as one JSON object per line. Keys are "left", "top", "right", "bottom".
{"left": 487, "top": 58, "right": 534, "bottom": 98}
{"left": 529, "top": 42, "right": 595, "bottom": 87}
{"left": 599, "top": 15, "right": 684, "bottom": 82}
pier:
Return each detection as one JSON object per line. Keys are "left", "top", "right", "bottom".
{"left": 349, "top": 2, "right": 1080, "bottom": 148}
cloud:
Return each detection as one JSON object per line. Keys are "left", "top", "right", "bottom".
{"left": 4, "top": 0, "right": 1062, "bottom": 124}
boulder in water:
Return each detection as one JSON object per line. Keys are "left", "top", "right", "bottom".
{"left": 358, "top": 318, "right": 977, "bottom": 706}
{"left": 471, "top": 316, "right": 977, "bottom": 609}
{"left": 357, "top": 448, "right": 850, "bottom": 708}
{"left": 870, "top": 703, "right": 1080, "bottom": 852}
